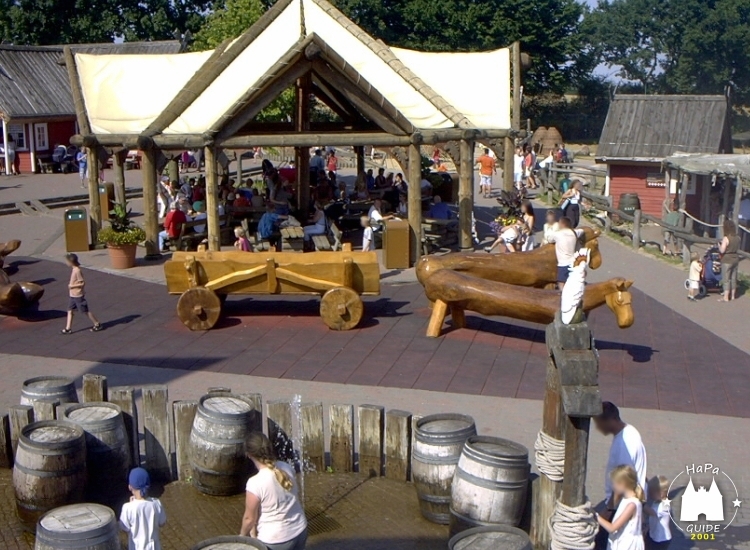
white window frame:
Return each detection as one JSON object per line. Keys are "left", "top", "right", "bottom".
{"left": 34, "top": 123, "right": 48, "bottom": 151}
{"left": 7, "top": 123, "right": 27, "bottom": 150}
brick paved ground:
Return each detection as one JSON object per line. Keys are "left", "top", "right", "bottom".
{"left": 0, "top": 469, "right": 446, "bottom": 550}
{"left": 1, "top": 256, "right": 748, "bottom": 417}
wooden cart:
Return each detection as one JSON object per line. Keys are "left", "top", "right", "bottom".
{"left": 164, "top": 249, "right": 380, "bottom": 331}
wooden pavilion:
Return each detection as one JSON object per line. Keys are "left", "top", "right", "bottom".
{"left": 65, "top": 0, "right": 521, "bottom": 263}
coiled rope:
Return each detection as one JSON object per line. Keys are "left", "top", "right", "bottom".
{"left": 534, "top": 430, "right": 565, "bottom": 482}
{"left": 548, "top": 500, "right": 598, "bottom": 550}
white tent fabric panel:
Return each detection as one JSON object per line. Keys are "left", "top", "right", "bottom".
{"left": 391, "top": 47, "right": 511, "bottom": 130}
{"left": 303, "top": 0, "right": 453, "bottom": 130}
{"left": 164, "top": 1, "right": 301, "bottom": 134}
{"left": 76, "top": 51, "right": 212, "bottom": 134}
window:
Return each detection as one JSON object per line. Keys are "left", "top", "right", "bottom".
{"left": 34, "top": 123, "right": 48, "bottom": 151}
{"left": 7, "top": 124, "right": 26, "bottom": 149}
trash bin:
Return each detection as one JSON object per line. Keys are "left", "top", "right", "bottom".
{"left": 99, "top": 182, "right": 115, "bottom": 221}
{"left": 64, "top": 208, "right": 90, "bottom": 252}
{"left": 383, "top": 219, "right": 410, "bottom": 269}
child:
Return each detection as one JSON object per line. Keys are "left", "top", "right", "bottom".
{"left": 361, "top": 215, "right": 373, "bottom": 252}
{"left": 542, "top": 209, "right": 560, "bottom": 245}
{"left": 120, "top": 468, "right": 166, "bottom": 550}
{"left": 688, "top": 252, "right": 701, "bottom": 301}
{"left": 644, "top": 476, "right": 672, "bottom": 549}
{"left": 233, "top": 227, "right": 252, "bottom": 252}
{"left": 597, "top": 464, "right": 645, "bottom": 550}
{"left": 61, "top": 253, "right": 102, "bottom": 334}
{"left": 486, "top": 222, "right": 520, "bottom": 254}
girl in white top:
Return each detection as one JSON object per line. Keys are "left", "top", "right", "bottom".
{"left": 597, "top": 465, "right": 645, "bottom": 550}
{"left": 241, "top": 433, "right": 307, "bottom": 550}
{"left": 644, "top": 476, "right": 672, "bottom": 549}
{"left": 520, "top": 200, "right": 535, "bottom": 251}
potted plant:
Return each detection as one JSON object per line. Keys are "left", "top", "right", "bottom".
{"left": 97, "top": 203, "right": 146, "bottom": 269}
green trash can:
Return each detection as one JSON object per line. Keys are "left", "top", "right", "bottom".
{"left": 64, "top": 208, "right": 90, "bottom": 252}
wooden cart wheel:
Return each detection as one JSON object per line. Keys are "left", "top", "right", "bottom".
{"left": 320, "top": 287, "right": 364, "bottom": 331}
{"left": 177, "top": 287, "right": 222, "bottom": 331}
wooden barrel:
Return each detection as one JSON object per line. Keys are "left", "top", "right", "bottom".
{"left": 62, "top": 403, "right": 130, "bottom": 505}
{"left": 448, "top": 525, "right": 532, "bottom": 550}
{"left": 450, "top": 436, "right": 530, "bottom": 536}
{"left": 35, "top": 503, "right": 119, "bottom": 550}
{"left": 191, "top": 536, "right": 268, "bottom": 550}
{"left": 21, "top": 376, "right": 78, "bottom": 406}
{"left": 13, "top": 421, "right": 86, "bottom": 531}
{"left": 618, "top": 193, "right": 641, "bottom": 215}
{"left": 412, "top": 414, "right": 477, "bottom": 524}
{"left": 189, "top": 394, "right": 255, "bottom": 496}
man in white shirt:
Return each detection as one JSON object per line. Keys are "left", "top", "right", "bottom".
{"left": 513, "top": 146, "right": 524, "bottom": 189}
{"left": 310, "top": 149, "right": 325, "bottom": 173}
{"left": 593, "top": 401, "right": 647, "bottom": 549}
{"left": 546, "top": 216, "right": 583, "bottom": 290}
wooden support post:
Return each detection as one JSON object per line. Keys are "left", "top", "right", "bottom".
{"left": 385, "top": 409, "right": 411, "bottom": 482}
{"left": 240, "top": 393, "right": 263, "bottom": 434}
{"left": 355, "top": 146, "right": 365, "bottom": 174}
{"left": 504, "top": 138, "right": 515, "bottom": 192}
{"left": 82, "top": 374, "right": 107, "bottom": 402}
{"left": 530, "top": 359, "right": 565, "bottom": 548}
{"left": 458, "top": 139, "right": 474, "bottom": 251}
{"left": 296, "top": 75, "right": 312, "bottom": 221}
{"left": 109, "top": 386, "right": 139, "bottom": 467}
{"left": 426, "top": 299, "right": 448, "bottom": 338}
{"left": 329, "top": 404, "right": 353, "bottom": 473}
{"left": 237, "top": 151, "right": 244, "bottom": 183}
{"left": 204, "top": 146, "right": 221, "bottom": 252}
{"left": 267, "top": 401, "right": 293, "bottom": 460}
{"left": 9, "top": 405, "right": 33, "bottom": 456}
{"left": 512, "top": 41, "right": 522, "bottom": 131}
{"left": 604, "top": 196, "right": 613, "bottom": 233}
{"left": 632, "top": 209, "right": 642, "bottom": 250}
{"left": 143, "top": 385, "right": 171, "bottom": 481}
{"left": 32, "top": 400, "right": 58, "bottom": 422}
{"left": 0, "top": 414, "right": 13, "bottom": 468}
{"left": 733, "top": 177, "right": 743, "bottom": 225}
{"left": 450, "top": 305, "right": 466, "bottom": 329}
{"left": 301, "top": 402, "right": 324, "bottom": 472}
{"left": 408, "top": 143, "right": 423, "bottom": 265}
{"left": 141, "top": 147, "right": 160, "bottom": 258}
{"left": 561, "top": 416, "right": 590, "bottom": 507}
{"left": 358, "top": 404, "right": 384, "bottom": 477}
{"left": 113, "top": 150, "right": 127, "bottom": 207}
{"left": 173, "top": 400, "right": 198, "bottom": 481}
{"left": 87, "top": 145, "right": 101, "bottom": 244}
{"left": 166, "top": 156, "right": 179, "bottom": 186}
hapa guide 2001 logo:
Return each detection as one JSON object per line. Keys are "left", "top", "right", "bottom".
{"left": 669, "top": 463, "right": 742, "bottom": 542}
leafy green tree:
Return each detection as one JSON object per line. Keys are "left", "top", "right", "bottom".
{"left": 191, "top": 0, "right": 264, "bottom": 50}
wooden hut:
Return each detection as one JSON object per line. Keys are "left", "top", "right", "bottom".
{"left": 0, "top": 42, "right": 183, "bottom": 175}
{"left": 64, "top": 0, "right": 521, "bottom": 265}
{"left": 597, "top": 95, "right": 733, "bottom": 217}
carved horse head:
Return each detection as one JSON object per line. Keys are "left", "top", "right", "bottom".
{"left": 604, "top": 279, "right": 634, "bottom": 328}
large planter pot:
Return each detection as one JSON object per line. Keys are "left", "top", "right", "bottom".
{"left": 106, "top": 243, "right": 137, "bottom": 269}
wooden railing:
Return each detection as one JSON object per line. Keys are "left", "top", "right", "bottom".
{"left": 0, "top": 374, "right": 428, "bottom": 484}
{"left": 576, "top": 189, "right": 750, "bottom": 265}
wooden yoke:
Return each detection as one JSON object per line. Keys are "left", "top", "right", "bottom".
{"left": 531, "top": 312, "right": 602, "bottom": 548}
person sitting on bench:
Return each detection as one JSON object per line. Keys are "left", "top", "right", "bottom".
{"left": 159, "top": 202, "right": 187, "bottom": 252}
{"left": 259, "top": 203, "right": 287, "bottom": 252}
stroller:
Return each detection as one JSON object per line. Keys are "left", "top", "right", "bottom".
{"left": 52, "top": 145, "right": 77, "bottom": 173}
{"left": 684, "top": 246, "right": 722, "bottom": 298}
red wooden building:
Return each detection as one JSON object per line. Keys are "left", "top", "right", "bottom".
{"left": 597, "top": 95, "right": 733, "bottom": 218}
{"left": 0, "top": 41, "right": 183, "bottom": 175}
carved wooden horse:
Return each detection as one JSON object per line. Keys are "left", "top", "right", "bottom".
{"left": 423, "top": 269, "right": 634, "bottom": 337}
{"left": 0, "top": 239, "right": 21, "bottom": 269}
{"left": 416, "top": 228, "right": 602, "bottom": 289}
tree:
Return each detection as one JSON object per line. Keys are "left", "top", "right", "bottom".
{"left": 0, "top": 0, "right": 210, "bottom": 45}
{"left": 191, "top": 0, "right": 264, "bottom": 50}
{"left": 331, "top": 0, "right": 586, "bottom": 94}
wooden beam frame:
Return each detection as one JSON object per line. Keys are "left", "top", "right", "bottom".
{"left": 215, "top": 60, "right": 313, "bottom": 141}
{"left": 63, "top": 46, "right": 91, "bottom": 135}
{"left": 311, "top": 60, "right": 410, "bottom": 136}
{"left": 310, "top": 81, "right": 356, "bottom": 123}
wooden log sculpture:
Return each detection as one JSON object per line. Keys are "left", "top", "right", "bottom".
{"left": 0, "top": 282, "right": 44, "bottom": 311}
{"left": 423, "top": 270, "right": 633, "bottom": 337}
{"left": 416, "top": 227, "right": 602, "bottom": 289}
{"left": 0, "top": 239, "right": 21, "bottom": 269}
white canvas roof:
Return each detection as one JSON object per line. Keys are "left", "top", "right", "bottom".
{"left": 74, "top": 0, "right": 511, "bottom": 136}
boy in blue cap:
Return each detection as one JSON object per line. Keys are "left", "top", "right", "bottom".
{"left": 120, "top": 467, "right": 166, "bottom": 550}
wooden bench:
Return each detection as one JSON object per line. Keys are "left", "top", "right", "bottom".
{"left": 171, "top": 215, "right": 230, "bottom": 251}
{"left": 37, "top": 157, "right": 54, "bottom": 174}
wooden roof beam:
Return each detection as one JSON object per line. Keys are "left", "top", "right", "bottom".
{"left": 63, "top": 46, "right": 91, "bottom": 136}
